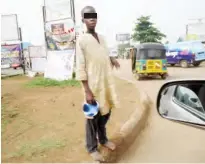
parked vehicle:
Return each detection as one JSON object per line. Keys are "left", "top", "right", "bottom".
{"left": 130, "top": 43, "right": 168, "bottom": 80}
{"left": 157, "top": 79, "right": 205, "bottom": 129}
{"left": 109, "top": 49, "right": 118, "bottom": 58}
{"left": 165, "top": 40, "right": 205, "bottom": 68}
{"left": 11, "top": 63, "right": 22, "bottom": 69}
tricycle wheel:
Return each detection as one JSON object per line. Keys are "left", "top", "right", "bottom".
{"left": 161, "top": 74, "right": 167, "bottom": 79}
{"left": 134, "top": 74, "right": 141, "bottom": 80}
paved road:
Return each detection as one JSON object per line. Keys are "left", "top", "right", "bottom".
{"left": 114, "top": 60, "right": 205, "bottom": 163}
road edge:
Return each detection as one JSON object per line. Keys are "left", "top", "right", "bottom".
{"left": 1, "top": 74, "right": 23, "bottom": 79}
{"left": 101, "top": 76, "right": 152, "bottom": 162}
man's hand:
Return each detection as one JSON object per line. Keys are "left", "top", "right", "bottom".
{"left": 110, "top": 57, "right": 120, "bottom": 69}
{"left": 85, "top": 89, "right": 96, "bottom": 119}
{"left": 82, "top": 80, "right": 95, "bottom": 104}
{"left": 85, "top": 89, "right": 95, "bottom": 104}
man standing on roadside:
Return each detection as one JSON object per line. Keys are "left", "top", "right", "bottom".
{"left": 76, "top": 6, "right": 120, "bottom": 162}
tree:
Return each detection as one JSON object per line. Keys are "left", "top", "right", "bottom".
{"left": 177, "top": 37, "right": 184, "bottom": 42}
{"left": 165, "top": 40, "right": 169, "bottom": 44}
{"left": 132, "top": 16, "right": 166, "bottom": 43}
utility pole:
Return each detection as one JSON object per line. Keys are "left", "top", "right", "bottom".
{"left": 19, "top": 27, "right": 26, "bottom": 74}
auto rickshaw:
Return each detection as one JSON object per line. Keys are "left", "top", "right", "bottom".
{"left": 130, "top": 43, "right": 168, "bottom": 80}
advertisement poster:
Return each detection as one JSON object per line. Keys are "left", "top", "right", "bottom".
{"left": 28, "top": 46, "right": 46, "bottom": 58}
{"left": 45, "top": 19, "right": 75, "bottom": 51}
{"left": 1, "top": 44, "right": 21, "bottom": 68}
{"left": 44, "top": 49, "right": 75, "bottom": 80}
{"left": 44, "top": 0, "right": 72, "bottom": 22}
{"left": 1, "top": 14, "right": 19, "bottom": 41}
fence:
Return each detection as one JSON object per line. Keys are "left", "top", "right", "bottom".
{"left": 1, "top": 14, "right": 25, "bottom": 77}
{"left": 1, "top": 44, "right": 24, "bottom": 77}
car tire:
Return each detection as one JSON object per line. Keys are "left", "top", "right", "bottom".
{"left": 180, "top": 60, "right": 189, "bottom": 68}
{"left": 193, "top": 62, "right": 200, "bottom": 67}
{"left": 170, "top": 64, "right": 175, "bottom": 66}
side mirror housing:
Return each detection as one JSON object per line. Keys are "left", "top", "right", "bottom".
{"left": 156, "top": 80, "right": 205, "bottom": 128}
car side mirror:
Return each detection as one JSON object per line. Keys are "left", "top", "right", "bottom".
{"left": 156, "top": 80, "right": 205, "bottom": 128}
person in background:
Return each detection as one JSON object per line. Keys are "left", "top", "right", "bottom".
{"left": 76, "top": 6, "right": 120, "bottom": 162}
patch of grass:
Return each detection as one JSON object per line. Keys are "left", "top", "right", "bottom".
{"left": 2, "top": 105, "right": 19, "bottom": 133}
{"left": 9, "top": 139, "right": 66, "bottom": 158}
{"left": 25, "top": 77, "right": 80, "bottom": 88}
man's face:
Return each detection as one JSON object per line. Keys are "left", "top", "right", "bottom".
{"left": 83, "top": 8, "right": 97, "bottom": 30}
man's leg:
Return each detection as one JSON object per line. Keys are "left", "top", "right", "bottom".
{"left": 86, "top": 113, "right": 105, "bottom": 161}
{"left": 97, "top": 110, "right": 116, "bottom": 150}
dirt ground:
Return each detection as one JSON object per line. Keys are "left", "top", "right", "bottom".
{"left": 1, "top": 75, "right": 141, "bottom": 163}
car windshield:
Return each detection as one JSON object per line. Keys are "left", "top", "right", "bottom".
{"left": 139, "top": 49, "right": 166, "bottom": 59}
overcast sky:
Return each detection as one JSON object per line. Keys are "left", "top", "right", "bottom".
{"left": 1, "top": 0, "right": 205, "bottom": 47}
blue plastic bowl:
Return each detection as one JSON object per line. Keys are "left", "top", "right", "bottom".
{"left": 83, "top": 101, "right": 99, "bottom": 117}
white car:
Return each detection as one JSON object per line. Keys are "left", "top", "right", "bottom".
{"left": 109, "top": 49, "right": 118, "bottom": 57}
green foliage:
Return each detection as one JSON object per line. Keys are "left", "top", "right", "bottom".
{"left": 177, "top": 37, "right": 184, "bottom": 42}
{"left": 165, "top": 40, "right": 170, "bottom": 44}
{"left": 132, "top": 16, "right": 166, "bottom": 43}
{"left": 8, "top": 139, "right": 66, "bottom": 158}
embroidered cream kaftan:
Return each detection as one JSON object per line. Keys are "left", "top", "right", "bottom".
{"left": 76, "top": 33, "right": 118, "bottom": 115}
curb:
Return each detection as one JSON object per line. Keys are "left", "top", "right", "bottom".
{"left": 101, "top": 76, "right": 152, "bottom": 162}
{"left": 1, "top": 74, "right": 23, "bottom": 79}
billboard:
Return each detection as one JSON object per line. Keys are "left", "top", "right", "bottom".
{"left": 44, "top": 50, "right": 75, "bottom": 80}
{"left": 1, "top": 14, "right": 19, "bottom": 41}
{"left": 116, "top": 33, "right": 130, "bottom": 42}
{"left": 44, "top": 0, "right": 72, "bottom": 22}
{"left": 187, "top": 22, "right": 205, "bottom": 40}
{"left": 188, "top": 22, "right": 205, "bottom": 35}
{"left": 45, "top": 19, "right": 75, "bottom": 51}
{"left": 1, "top": 44, "right": 21, "bottom": 67}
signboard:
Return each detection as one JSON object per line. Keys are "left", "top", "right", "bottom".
{"left": 44, "top": 50, "right": 75, "bottom": 80}
{"left": 44, "top": 0, "right": 72, "bottom": 22}
{"left": 1, "top": 14, "right": 19, "bottom": 41}
{"left": 31, "top": 58, "right": 47, "bottom": 72}
{"left": 28, "top": 46, "right": 46, "bottom": 57}
{"left": 1, "top": 44, "right": 21, "bottom": 67}
{"left": 45, "top": 19, "right": 75, "bottom": 51}
{"left": 188, "top": 22, "right": 205, "bottom": 35}
{"left": 116, "top": 33, "right": 130, "bottom": 42}
{"left": 186, "top": 34, "right": 205, "bottom": 41}
{"left": 187, "top": 22, "right": 205, "bottom": 41}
